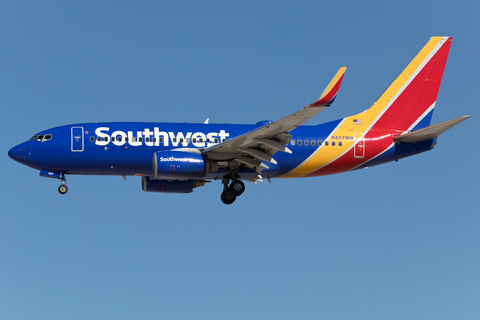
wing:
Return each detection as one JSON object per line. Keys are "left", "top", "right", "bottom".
{"left": 202, "top": 67, "right": 346, "bottom": 171}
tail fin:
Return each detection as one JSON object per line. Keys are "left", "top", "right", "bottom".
{"left": 367, "top": 37, "right": 452, "bottom": 132}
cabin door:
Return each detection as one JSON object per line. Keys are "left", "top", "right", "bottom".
{"left": 71, "top": 126, "right": 84, "bottom": 152}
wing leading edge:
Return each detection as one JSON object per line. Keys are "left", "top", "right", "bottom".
{"left": 202, "top": 67, "right": 346, "bottom": 172}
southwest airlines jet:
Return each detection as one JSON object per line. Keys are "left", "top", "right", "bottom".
{"left": 8, "top": 37, "right": 470, "bottom": 204}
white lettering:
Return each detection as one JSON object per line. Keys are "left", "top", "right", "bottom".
{"left": 128, "top": 131, "right": 142, "bottom": 146}
{"left": 111, "top": 131, "right": 127, "bottom": 146}
{"left": 94, "top": 127, "right": 230, "bottom": 148}
{"left": 159, "top": 156, "right": 202, "bottom": 163}
{"left": 143, "top": 128, "right": 153, "bottom": 146}
{"left": 218, "top": 130, "right": 229, "bottom": 142}
{"left": 192, "top": 132, "right": 206, "bottom": 147}
{"left": 95, "top": 127, "right": 110, "bottom": 146}
{"left": 206, "top": 132, "right": 218, "bottom": 147}
{"left": 154, "top": 128, "right": 168, "bottom": 147}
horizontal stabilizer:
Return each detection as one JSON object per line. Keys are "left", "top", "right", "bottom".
{"left": 394, "top": 115, "right": 471, "bottom": 143}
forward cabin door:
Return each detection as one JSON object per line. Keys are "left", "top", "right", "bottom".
{"left": 354, "top": 133, "right": 365, "bottom": 158}
{"left": 71, "top": 126, "right": 84, "bottom": 152}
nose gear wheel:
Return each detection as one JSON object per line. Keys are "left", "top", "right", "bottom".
{"left": 58, "top": 177, "right": 68, "bottom": 194}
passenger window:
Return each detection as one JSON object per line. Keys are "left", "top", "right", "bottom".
{"left": 325, "top": 141, "right": 329, "bottom": 146}
{"left": 125, "top": 137, "right": 129, "bottom": 142}
{"left": 118, "top": 137, "right": 122, "bottom": 142}
{"left": 97, "top": 137, "right": 102, "bottom": 141}
{"left": 186, "top": 138, "right": 190, "bottom": 143}
{"left": 214, "top": 138, "right": 218, "bottom": 143}
{"left": 298, "top": 140, "right": 302, "bottom": 146}
{"left": 146, "top": 137, "right": 149, "bottom": 142}
{"left": 112, "top": 136, "right": 115, "bottom": 142}
{"left": 159, "top": 137, "right": 163, "bottom": 143}
{"left": 139, "top": 137, "right": 143, "bottom": 142}
{"left": 311, "top": 140, "right": 316, "bottom": 146}
{"left": 193, "top": 138, "right": 196, "bottom": 143}
{"left": 179, "top": 138, "right": 183, "bottom": 143}
{"left": 132, "top": 137, "right": 136, "bottom": 142}
{"left": 339, "top": 141, "right": 342, "bottom": 146}
{"left": 332, "top": 141, "right": 336, "bottom": 146}
{"left": 318, "top": 140, "right": 322, "bottom": 146}
{"left": 222, "top": 139, "right": 226, "bottom": 142}
{"left": 291, "top": 140, "right": 295, "bottom": 146}
{"left": 152, "top": 138, "right": 156, "bottom": 142}
{"left": 90, "top": 136, "right": 94, "bottom": 142}
{"left": 207, "top": 139, "right": 210, "bottom": 143}
{"left": 173, "top": 138, "right": 177, "bottom": 143}
{"left": 199, "top": 138, "right": 203, "bottom": 143}
{"left": 304, "top": 140, "right": 309, "bottom": 146}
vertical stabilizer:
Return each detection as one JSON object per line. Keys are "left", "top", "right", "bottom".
{"left": 367, "top": 37, "right": 452, "bottom": 131}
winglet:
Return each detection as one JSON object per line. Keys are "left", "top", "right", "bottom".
{"left": 308, "top": 67, "right": 347, "bottom": 107}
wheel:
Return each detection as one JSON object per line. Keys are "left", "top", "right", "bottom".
{"left": 58, "top": 184, "right": 68, "bottom": 194}
{"left": 221, "top": 190, "right": 236, "bottom": 205}
{"left": 229, "top": 180, "right": 245, "bottom": 196}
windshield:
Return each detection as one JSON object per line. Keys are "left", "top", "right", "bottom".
{"left": 28, "top": 134, "right": 52, "bottom": 142}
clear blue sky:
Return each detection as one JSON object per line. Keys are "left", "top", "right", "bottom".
{"left": 1, "top": 1, "right": 479, "bottom": 319}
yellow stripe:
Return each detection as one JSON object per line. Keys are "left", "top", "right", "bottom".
{"left": 365, "top": 37, "right": 443, "bottom": 121}
{"left": 281, "top": 114, "right": 368, "bottom": 178}
{"left": 318, "top": 67, "right": 346, "bottom": 100}
{"left": 281, "top": 37, "right": 444, "bottom": 178}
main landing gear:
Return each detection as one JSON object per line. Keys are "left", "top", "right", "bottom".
{"left": 58, "top": 178, "right": 68, "bottom": 195}
{"left": 221, "top": 179, "right": 245, "bottom": 205}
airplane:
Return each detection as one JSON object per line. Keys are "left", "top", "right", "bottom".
{"left": 8, "top": 36, "right": 470, "bottom": 204}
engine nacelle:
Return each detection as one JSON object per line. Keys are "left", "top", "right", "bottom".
{"left": 153, "top": 151, "right": 217, "bottom": 178}
{"left": 142, "top": 176, "right": 206, "bottom": 193}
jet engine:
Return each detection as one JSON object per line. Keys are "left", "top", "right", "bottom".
{"left": 153, "top": 151, "right": 218, "bottom": 179}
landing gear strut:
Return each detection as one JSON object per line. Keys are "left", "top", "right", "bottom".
{"left": 58, "top": 178, "right": 68, "bottom": 195}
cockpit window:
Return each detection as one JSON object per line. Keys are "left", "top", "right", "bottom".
{"left": 29, "top": 134, "right": 52, "bottom": 142}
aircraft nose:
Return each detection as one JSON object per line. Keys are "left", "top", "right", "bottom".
{"left": 8, "top": 144, "right": 25, "bottom": 164}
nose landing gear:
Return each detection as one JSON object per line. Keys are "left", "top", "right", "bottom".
{"left": 58, "top": 178, "right": 68, "bottom": 195}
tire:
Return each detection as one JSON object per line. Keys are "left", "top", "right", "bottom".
{"left": 58, "top": 185, "right": 68, "bottom": 195}
{"left": 221, "top": 190, "right": 236, "bottom": 205}
{"left": 229, "top": 180, "right": 245, "bottom": 196}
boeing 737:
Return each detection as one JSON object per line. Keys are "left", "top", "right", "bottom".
{"left": 8, "top": 37, "right": 470, "bottom": 204}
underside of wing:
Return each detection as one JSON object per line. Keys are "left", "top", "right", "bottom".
{"left": 202, "top": 67, "right": 346, "bottom": 173}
